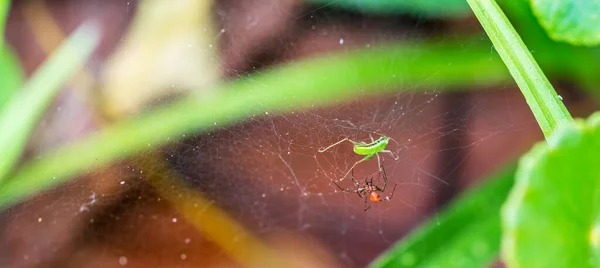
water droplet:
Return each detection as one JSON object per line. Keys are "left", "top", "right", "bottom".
{"left": 558, "top": 95, "right": 563, "bottom": 101}
{"left": 172, "top": 218, "right": 178, "bottom": 223}
{"left": 180, "top": 253, "right": 187, "bottom": 260}
{"left": 339, "top": 38, "right": 344, "bottom": 45}
{"left": 119, "top": 256, "right": 128, "bottom": 265}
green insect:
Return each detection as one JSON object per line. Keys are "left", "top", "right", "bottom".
{"left": 318, "top": 135, "right": 398, "bottom": 182}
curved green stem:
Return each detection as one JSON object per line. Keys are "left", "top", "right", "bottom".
{"left": 466, "top": 0, "right": 573, "bottom": 138}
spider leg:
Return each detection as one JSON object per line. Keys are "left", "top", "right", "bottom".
{"left": 351, "top": 168, "right": 360, "bottom": 187}
{"left": 357, "top": 188, "right": 365, "bottom": 198}
{"left": 380, "top": 149, "right": 399, "bottom": 160}
{"left": 379, "top": 163, "right": 388, "bottom": 191}
{"left": 382, "top": 184, "right": 398, "bottom": 201}
{"left": 318, "top": 138, "right": 349, "bottom": 153}
{"left": 363, "top": 194, "right": 371, "bottom": 211}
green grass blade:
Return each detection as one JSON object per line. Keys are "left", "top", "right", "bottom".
{"left": 0, "top": 38, "right": 512, "bottom": 209}
{"left": 466, "top": 0, "right": 573, "bottom": 138}
{"left": 0, "top": 0, "right": 9, "bottom": 50}
{"left": 0, "top": 22, "right": 100, "bottom": 183}
{"left": 0, "top": 45, "right": 24, "bottom": 108}
{"left": 368, "top": 165, "right": 516, "bottom": 268}
{"left": 0, "top": 1, "right": 21, "bottom": 108}
{"left": 308, "top": 0, "right": 470, "bottom": 18}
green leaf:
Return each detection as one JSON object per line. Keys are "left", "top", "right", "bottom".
{"left": 466, "top": 0, "right": 572, "bottom": 139}
{"left": 307, "top": 0, "right": 470, "bottom": 18}
{"left": 502, "top": 112, "right": 600, "bottom": 267}
{"left": 530, "top": 0, "right": 600, "bottom": 46}
{"left": 369, "top": 165, "right": 515, "bottom": 268}
{"left": 0, "top": 44, "right": 24, "bottom": 108}
{"left": 0, "top": 39, "right": 512, "bottom": 209}
{"left": 0, "top": 22, "right": 100, "bottom": 183}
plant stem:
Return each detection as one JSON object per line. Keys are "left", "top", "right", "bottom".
{"left": 466, "top": 0, "right": 573, "bottom": 138}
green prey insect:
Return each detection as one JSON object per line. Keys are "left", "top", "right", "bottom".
{"left": 318, "top": 135, "right": 398, "bottom": 182}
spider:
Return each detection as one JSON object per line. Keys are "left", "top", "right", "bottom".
{"left": 333, "top": 162, "right": 397, "bottom": 211}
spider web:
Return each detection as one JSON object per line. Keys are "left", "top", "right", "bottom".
{"left": 166, "top": 89, "right": 456, "bottom": 265}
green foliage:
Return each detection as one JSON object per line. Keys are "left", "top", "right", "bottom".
{"left": 467, "top": 0, "right": 572, "bottom": 139}
{"left": 500, "top": 0, "right": 600, "bottom": 99}
{"left": 530, "top": 0, "right": 600, "bottom": 46}
{"left": 502, "top": 112, "right": 600, "bottom": 267}
{"left": 0, "top": 45, "right": 24, "bottom": 108}
{"left": 0, "top": 23, "right": 100, "bottom": 183}
{"left": 307, "top": 0, "right": 470, "bottom": 18}
{"left": 369, "top": 165, "right": 516, "bottom": 268}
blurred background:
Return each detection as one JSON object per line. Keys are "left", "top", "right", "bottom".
{"left": 0, "top": 0, "right": 597, "bottom": 267}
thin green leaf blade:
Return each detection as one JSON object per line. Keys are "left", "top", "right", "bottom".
{"left": 0, "top": 0, "right": 9, "bottom": 50}
{"left": 0, "top": 45, "right": 24, "bottom": 108}
{"left": 0, "top": 22, "right": 100, "bottom": 182}
{"left": 531, "top": 0, "right": 600, "bottom": 46}
{"left": 308, "top": 0, "right": 470, "bottom": 18}
{"left": 466, "top": 0, "right": 572, "bottom": 139}
{"left": 502, "top": 112, "right": 600, "bottom": 267}
{"left": 369, "top": 165, "right": 515, "bottom": 268}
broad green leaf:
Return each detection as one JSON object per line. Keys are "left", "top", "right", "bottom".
{"left": 530, "top": 0, "right": 600, "bottom": 46}
{"left": 0, "top": 22, "right": 99, "bottom": 183}
{"left": 307, "top": 0, "right": 470, "bottom": 18}
{"left": 369, "top": 165, "right": 515, "bottom": 268}
{"left": 0, "top": 44, "right": 24, "bottom": 108}
{"left": 502, "top": 112, "right": 600, "bottom": 267}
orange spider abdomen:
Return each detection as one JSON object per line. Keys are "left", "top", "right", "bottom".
{"left": 369, "top": 192, "right": 382, "bottom": 202}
